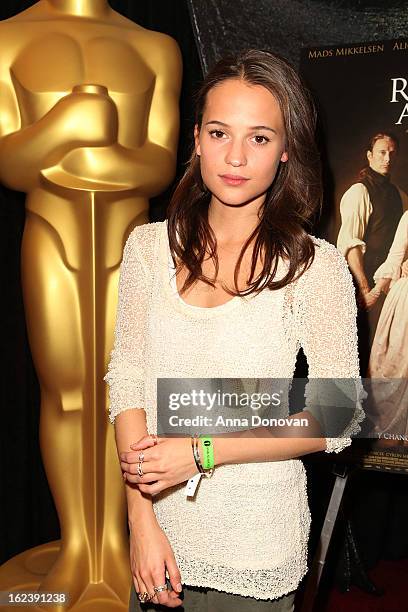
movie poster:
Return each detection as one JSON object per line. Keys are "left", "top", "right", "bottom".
{"left": 300, "top": 39, "right": 408, "bottom": 472}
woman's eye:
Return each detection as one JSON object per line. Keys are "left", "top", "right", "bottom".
{"left": 253, "top": 135, "right": 270, "bottom": 145}
{"left": 209, "top": 130, "right": 226, "bottom": 139}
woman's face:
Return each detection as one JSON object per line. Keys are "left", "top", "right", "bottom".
{"left": 195, "top": 78, "right": 288, "bottom": 209}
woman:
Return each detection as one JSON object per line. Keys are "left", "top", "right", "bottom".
{"left": 366, "top": 210, "right": 408, "bottom": 439}
{"left": 104, "top": 50, "right": 364, "bottom": 611}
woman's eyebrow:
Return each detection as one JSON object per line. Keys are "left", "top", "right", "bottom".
{"left": 251, "top": 125, "right": 277, "bottom": 134}
{"left": 204, "top": 120, "right": 230, "bottom": 127}
{"left": 205, "top": 120, "right": 277, "bottom": 134}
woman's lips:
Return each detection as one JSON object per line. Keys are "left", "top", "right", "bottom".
{"left": 219, "top": 174, "right": 250, "bottom": 186}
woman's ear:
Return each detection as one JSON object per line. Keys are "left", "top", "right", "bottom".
{"left": 280, "top": 151, "right": 288, "bottom": 163}
{"left": 194, "top": 124, "right": 201, "bottom": 156}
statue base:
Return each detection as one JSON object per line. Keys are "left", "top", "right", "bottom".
{"left": 0, "top": 542, "right": 127, "bottom": 611}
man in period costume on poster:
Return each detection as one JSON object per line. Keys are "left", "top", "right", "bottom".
{"left": 337, "top": 132, "right": 408, "bottom": 373}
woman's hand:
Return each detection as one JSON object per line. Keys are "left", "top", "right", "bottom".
{"left": 358, "top": 287, "right": 380, "bottom": 310}
{"left": 120, "top": 436, "right": 198, "bottom": 496}
{"left": 130, "top": 519, "right": 183, "bottom": 607}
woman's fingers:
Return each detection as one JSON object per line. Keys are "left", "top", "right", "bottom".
{"left": 130, "top": 434, "right": 160, "bottom": 450}
{"left": 138, "top": 481, "right": 163, "bottom": 496}
{"left": 120, "top": 460, "right": 161, "bottom": 480}
{"left": 140, "top": 570, "right": 170, "bottom": 607}
{"left": 120, "top": 449, "right": 154, "bottom": 464}
{"left": 122, "top": 471, "right": 161, "bottom": 484}
{"left": 150, "top": 572, "right": 169, "bottom": 606}
{"left": 130, "top": 539, "right": 183, "bottom": 608}
{"left": 165, "top": 555, "right": 183, "bottom": 597}
{"left": 148, "top": 570, "right": 183, "bottom": 608}
{"left": 120, "top": 450, "right": 163, "bottom": 471}
{"left": 133, "top": 574, "right": 157, "bottom": 606}
{"left": 120, "top": 457, "right": 160, "bottom": 473}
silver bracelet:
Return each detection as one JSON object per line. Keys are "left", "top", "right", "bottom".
{"left": 192, "top": 434, "right": 214, "bottom": 478}
{"left": 191, "top": 434, "right": 204, "bottom": 474}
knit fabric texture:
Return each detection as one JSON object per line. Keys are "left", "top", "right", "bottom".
{"left": 104, "top": 220, "right": 364, "bottom": 600}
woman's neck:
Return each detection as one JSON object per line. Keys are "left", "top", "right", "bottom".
{"left": 46, "top": 0, "right": 111, "bottom": 18}
{"left": 208, "top": 198, "right": 263, "bottom": 245}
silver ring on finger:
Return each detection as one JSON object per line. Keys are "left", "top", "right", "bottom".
{"left": 138, "top": 451, "right": 145, "bottom": 462}
{"left": 137, "top": 461, "right": 144, "bottom": 477}
{"left": 153, "top": 583, "right": 168, "bottom": 593}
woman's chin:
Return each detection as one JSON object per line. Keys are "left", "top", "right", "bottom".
{"left": 210, "top": 191, "right": 267, "bottom": 208}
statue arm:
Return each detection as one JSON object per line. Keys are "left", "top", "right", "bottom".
{"left": 0, "top": 81, "right": 117, "bottom": 192}
{"left": 104, "top": 32, "right": 183, "bottom": 197}
{"left": 144, "top": 33, "right": 182, "bottom": 163}
{"left": 47, "top": 33, "right": 183, "bottom": 197}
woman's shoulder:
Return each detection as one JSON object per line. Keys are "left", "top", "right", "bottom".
{"left": 125, "top": 220, "right": 165, "bottom": 266}
{"left": 309, "top": 235, "right": 350, "bottom": 270}
{"left": 290, "top": 236, "right": 356, "bottom": 317}
{"left": 127, "top": 220, "right": 165, "bottom": 246}
{"left": 297, "top": 235, "right": 353, "bottom": 289}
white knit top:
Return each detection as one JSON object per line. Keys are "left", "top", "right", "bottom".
{"left": 104, "top": 220, "right": 365, "bottom": 600}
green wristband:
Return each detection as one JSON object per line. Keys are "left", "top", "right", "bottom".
{"left": 200, "top": 436, "right": 215, "bottom": 469}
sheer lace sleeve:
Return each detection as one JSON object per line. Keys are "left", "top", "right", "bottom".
{"left": 104, "top": 227, "right": 152, "bottom": 424}
{"left": 293, "top": 239, "right": 366, "bottom": 453}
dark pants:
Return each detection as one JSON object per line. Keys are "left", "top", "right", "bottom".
{"left": 129, "top": 582, "right": 296, "bottom": 611}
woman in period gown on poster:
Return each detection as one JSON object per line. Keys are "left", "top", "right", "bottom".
{"left": 367, "top": 210, "right": 408, "bottom": 440}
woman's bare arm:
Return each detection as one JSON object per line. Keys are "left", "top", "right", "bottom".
{"left": 114, "top": 409, "right": 158, "bottom": 531}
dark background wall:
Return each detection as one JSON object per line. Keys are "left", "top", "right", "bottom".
{"left": 0, "top": 0, "right": 202, "bottom": 565}
{"left": 187, "top": 0, "right": 408, "bottom": 71}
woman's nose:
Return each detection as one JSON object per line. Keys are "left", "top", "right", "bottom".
{"left": 225, "top": 140, "right": 247, "bottom": 167}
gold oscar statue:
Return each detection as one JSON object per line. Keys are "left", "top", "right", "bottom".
{"left": 0, "top": 1, "right": 181, "bottom": 610}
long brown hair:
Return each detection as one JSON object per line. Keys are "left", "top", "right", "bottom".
{"left": 167, "top": 49, "right": 322, "bottom": 297}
